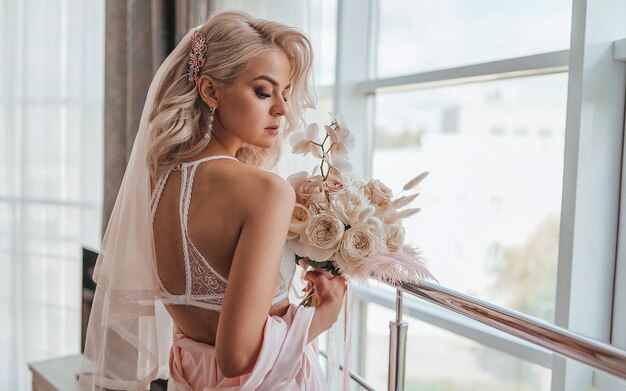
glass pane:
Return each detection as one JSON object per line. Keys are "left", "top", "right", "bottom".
{"left": 307, "top": 0, "right": 337, "bottom": 85}
{"left": 405, "top": 317, "right": 551, "bottom": 390}
{"left": 372, "top": 73, "right": 567, "bottom": 322}
{"left": 375, "top": 0, "right": 571, "bottom": 77}
{"left": 364, "top": 303, "right": 392, "bottom": 389}
{"left": 361, "top": 302, "right": 551, "bottom": 390}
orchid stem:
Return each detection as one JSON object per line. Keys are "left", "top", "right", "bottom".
{"left": 318, "top": 133, "right": 331, "bottom": 180}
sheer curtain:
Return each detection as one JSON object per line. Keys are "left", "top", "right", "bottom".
{"left": 0, "top": 0, "right": 104, "bottom": 389}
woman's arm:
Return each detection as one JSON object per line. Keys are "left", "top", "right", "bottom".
{"left": 215, "top": 172, "right": 296, "bottom": 378}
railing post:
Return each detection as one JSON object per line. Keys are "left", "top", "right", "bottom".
{"left": 388, "top": 289, "right": 408, "bottom": 391}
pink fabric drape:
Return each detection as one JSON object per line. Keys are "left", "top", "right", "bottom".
{"left": 168, "top": 305, "right": 326, "bottom": 390}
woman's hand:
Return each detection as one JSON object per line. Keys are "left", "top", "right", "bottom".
{"left": 305, "top": 270, "right": 346, "bottom": 343}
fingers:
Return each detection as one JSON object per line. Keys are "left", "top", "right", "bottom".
{"left": 305, "top": 269, "right": 340, "bottom": 281}
{"left": 318, "top": 269, "right": 334, "bottom": 279}
{"left": 304, "top": 271, "right": 346, "bottom": 288}
{"left": 303, "top": 270, "right": 323, "bottom": 283}
{"left": 298, "top": 257, "right": 310, "bottom": 269}
{"left": 306, "top": 275, "right": 345, "bottom": 303}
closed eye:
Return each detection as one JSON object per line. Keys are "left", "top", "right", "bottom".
{"left": 255, "top": 89, "right": 272, "bottom": 99}
{"left": 255, "top": 88, "right": 288, "bottom": 102}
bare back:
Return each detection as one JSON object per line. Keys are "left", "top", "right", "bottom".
{"left": 152, "top": 157, "right": 290, "bottom": 345}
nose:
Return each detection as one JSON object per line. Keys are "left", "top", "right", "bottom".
{"left": 271, "top": 96, "right": 287, "bottom": 117}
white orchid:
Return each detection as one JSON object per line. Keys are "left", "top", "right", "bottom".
{"left": 290, "top": 123, "right": 323, "bottom": 156}
{"left": 327, "top": 152, "right": 353, "bottom": 173}
{"left": 291, "top": 114, "right": 358, "bottom": 180}
{"left": 325, "top": 115, "right": 355, "bottom": 160}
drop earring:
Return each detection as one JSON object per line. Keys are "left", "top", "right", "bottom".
{"left": 205, "top": 106, "right": 216, "bottom": 140}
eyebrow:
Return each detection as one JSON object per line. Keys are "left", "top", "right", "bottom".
{"left": 252, "top": 75, "right": 291, "bottom": 90}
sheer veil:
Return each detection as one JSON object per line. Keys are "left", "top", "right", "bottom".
{"left": 79, "top": 28, "right": 197, "bottom": 390}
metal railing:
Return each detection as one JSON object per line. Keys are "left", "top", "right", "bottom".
{"left": 337, "top": 280, "right": 626, "bottom": 391}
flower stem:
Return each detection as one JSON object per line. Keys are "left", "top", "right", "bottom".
{"left": 394, "top": 189, "right": 406, "bottom": 198}
{"left": 318, "top": 133, "right": 331, "bottom": 180}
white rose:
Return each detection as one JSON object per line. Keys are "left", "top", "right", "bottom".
{"left": 288, "top": 203, "right": 311, "bottom": 240}
{"left": 384, "top": 223, "right": 405, "bottom": 253}
{"left": 335, "top": 226, "right": 380, "bottom": 273}
{"left": 304, "top": 211, "right": 345, "bottom": 261}
{"left": 308, "top": 190, "right": 330, "bottom": 213}
{"left": 330, "top": 189, "right": 373, "bottom": 226}
{"left": 363, "top": 179, "right": 393, "bottom": 207}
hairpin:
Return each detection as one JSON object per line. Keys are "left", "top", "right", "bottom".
{"left": 187, "top": 30, "right": 207, "bottom": 87}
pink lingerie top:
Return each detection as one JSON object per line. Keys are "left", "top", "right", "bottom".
{"left": 150, "top": 155, "right": 289, "bottom": 312}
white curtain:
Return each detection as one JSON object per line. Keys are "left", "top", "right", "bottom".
{"left": 0, "top": 0, "right": 104, "bottom": 389}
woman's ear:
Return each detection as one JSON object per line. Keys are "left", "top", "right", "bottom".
{"left": 197, "top": 75, "right": 220, "bottom": 107}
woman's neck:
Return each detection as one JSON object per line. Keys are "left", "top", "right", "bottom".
{"left": 206, "top": 121, "right": 240, "bottom": 157}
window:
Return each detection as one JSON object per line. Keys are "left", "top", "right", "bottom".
{"left": 373, "top": 73, "right": 568, "bottom": 321}
{"left": 334, "top": 0, "right": 626, "bottom": 389}
{"left": 375, "top": 0, "right": 571, "bottom": 78}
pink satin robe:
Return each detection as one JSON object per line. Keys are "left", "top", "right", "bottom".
{"left": 168, "top": 304, "right": 326, "bottom": 390}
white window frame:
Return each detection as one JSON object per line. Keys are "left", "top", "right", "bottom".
{"left": 330, "top": 0, "right": 626, "bottom": 390}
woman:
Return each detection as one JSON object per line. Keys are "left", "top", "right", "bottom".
{"left": 80, "top": 11, "right": 345, "bottom": 390}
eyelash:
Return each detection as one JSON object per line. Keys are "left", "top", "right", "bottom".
{"left": 255, "top": 88, "right": 288, "bottom": 102}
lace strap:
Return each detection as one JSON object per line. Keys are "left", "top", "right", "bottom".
{"left": 178, "top": 156, "right": 237, "bottom": 294}
{"left": 188, "top": 154, "right": 238, "bottom": 166}
{"left": 150, "top": 170, "right": 172, "bottom": 222}
{"left": 179, "top": 165, "right": 193, "bottom": 294}
{"left": 179, "top": 154, "right": 236, "bottom": 236}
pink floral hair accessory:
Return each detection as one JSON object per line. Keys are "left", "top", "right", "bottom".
{"left": 187, "top": 30, "right": 207, "bottom": 87}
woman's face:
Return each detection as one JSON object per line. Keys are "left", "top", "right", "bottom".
{"left": 215, "top": 49, "right": 291, "bottom": 150}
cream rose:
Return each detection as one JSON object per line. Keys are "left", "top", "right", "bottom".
{"left": 307, "top": 190, "right": 330, "bottom": 213}
{"left": 288, "top": 203, "right": 311, "bottom": 240}
{"left": 336, "top": 226, "right": 379, "bottom": 272}
{"left": 384, "top": 223, "right": 405, "bottom": 253}
{"left": 363, "top": 179, "right": 393, "bottom": 207}
{"left": 323, "top": 176, "right": 345, "bottom": 196}
{"left": 329, "top": 189, "right": 373, "bottom": 226}
{"left": 304, "top": 211, "right": 345, "bottom": 261}
{"left": 297, "top": 178, "right": 324, "bottom": 205}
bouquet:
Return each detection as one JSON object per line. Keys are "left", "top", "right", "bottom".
{"left": 287, "top": 114, "right": 435, "bottom": 306}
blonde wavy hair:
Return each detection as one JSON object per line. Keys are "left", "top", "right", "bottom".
{"left": 147, "top": 11, "right": 316, "bottom": 181}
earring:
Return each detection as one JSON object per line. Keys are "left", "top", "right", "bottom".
{"left": 205, "top": 106, "right": 216, "bottom": 140}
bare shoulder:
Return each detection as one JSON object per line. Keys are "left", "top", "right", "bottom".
{"left": 193, "top": 160, "right": 294, "bottom": 215}
{"left": 239, "top": 167, "right": 296, "bottom": 217}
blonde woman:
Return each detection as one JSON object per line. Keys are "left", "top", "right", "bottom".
{"left": 80, "top": 11, "right": 345, "bottom": 390}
